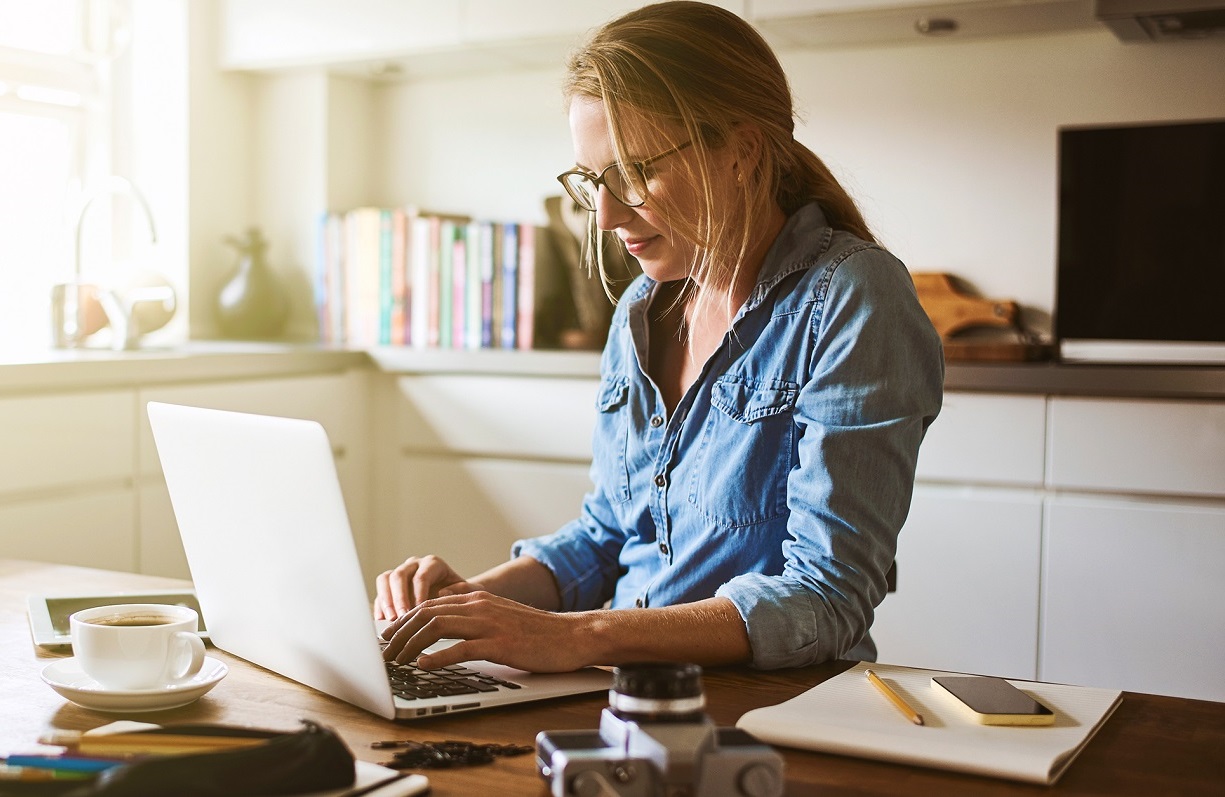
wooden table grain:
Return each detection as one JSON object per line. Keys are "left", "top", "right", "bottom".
{"left": 3, "top": 559, "right": 1223, "bottom": 796}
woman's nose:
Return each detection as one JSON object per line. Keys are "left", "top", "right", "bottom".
{"left": 593, "top": 184, "right": 632, "bottom": 232}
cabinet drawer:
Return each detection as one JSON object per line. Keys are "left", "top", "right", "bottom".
{"left": 914, "top": 392, "right": 1046, "bottom": 486}
{"left": 1041, "top": 496, "right": 1225, "bottom": 701}
{"left": 0, "top": 391, "right": 135, "bottom": 495}
{"left": 372, "top": 455, "right": 591, "bottom": 580}
{"left": 872, "top": 485, "right": 1041, "bottom": 679}
{"left": 392, "top": 375, "right": 597, "bottom": 461}
{"left": 461, "top": 0, "right": 671, "bottom": 43}
{"left": 1047, "top": 397, "right": 1225, "bottom": 498}
{"left": 220, "top": 0, "right": 462, "bottom": 69}
{"left": 137, "top": 373, "right": 363, "bottom": 477}
{"left": 0, "top": 491, "right": 137, "bottom": 572}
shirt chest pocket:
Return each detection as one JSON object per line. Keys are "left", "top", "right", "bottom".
{"left": 689, "top": 376, "right": 799, "bottom": 528}
{"left": 594, "top": 377, "right": 632, "bottom": 504}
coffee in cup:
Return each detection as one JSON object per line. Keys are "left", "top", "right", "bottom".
{"left": 70, "top": 603, "right": 206, "bottom": 690}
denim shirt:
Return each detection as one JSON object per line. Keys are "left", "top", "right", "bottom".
{"left": 513, "top": 202, "right": 943, "bottom": 669}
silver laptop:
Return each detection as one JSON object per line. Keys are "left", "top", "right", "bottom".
{"left": 147, "top": 401, "right": 611, "bottom": 720}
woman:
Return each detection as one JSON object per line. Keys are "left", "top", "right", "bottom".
{"left": 377, "top": 1, "right": 943, "bottom": 672}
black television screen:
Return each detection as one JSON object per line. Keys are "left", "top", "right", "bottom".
{"left": 1055, "top": 119, "right": 1225, "bottom": 362}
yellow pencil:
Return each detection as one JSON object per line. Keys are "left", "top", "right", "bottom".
{"left": 40, "top": 731, "right": 266, "bottom": 756}
{"left": 865, "top": 668, "right": 925, "bottom": 726}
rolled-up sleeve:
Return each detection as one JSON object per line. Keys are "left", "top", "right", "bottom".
{"left": 718, "top": 249, "right": 943, "bottom": 669}
{"left": 512, "top": 493, "right": 626, "bottom": 611}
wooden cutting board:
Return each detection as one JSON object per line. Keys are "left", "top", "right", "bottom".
{"left": 911, "top": 272, "right": 1052, "bottom": 362}
{"left": 911, "top": 272, "right": 1017, "bottom": 338}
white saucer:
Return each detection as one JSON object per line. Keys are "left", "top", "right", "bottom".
{"left": 41, "top": 656, "right": 228, "bottom": 713}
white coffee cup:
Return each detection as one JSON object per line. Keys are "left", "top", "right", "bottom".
{"left": 70, "top": 603, "right": 206, "bottom": 690}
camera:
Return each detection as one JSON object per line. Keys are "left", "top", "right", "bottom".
{"left": 536, "top": 663, "right": 784, "bottom": 797}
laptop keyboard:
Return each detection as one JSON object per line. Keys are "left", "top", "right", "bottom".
{"left": 385, "top": 660, "right": 522, "bottom": 701}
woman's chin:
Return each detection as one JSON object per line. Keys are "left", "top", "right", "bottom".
{"left": 633, "top": 254, "right": 692, "bottom": 284}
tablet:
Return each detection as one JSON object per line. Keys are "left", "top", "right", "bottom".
{"left": 27, "top": 590, "right": 208, "bottom": 648}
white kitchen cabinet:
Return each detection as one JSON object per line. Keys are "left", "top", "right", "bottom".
{"left": 0, "top": 390, "right": 135, "bottom": 496}
{"left": 915, "top": 391, "right": 1046, "bottom": 486}
{"left": 370, "top": 370, "right": 597, "bottom": 580}
{"left": 872, "top": 484, "right": 1042, "bottom": 679}
{"left": 375, "top": 455, "right": 592, "bottom": 580}
{"left": 872, "top": 391, "right": 1044, "bottom": 679}
{"left": 752, "top": 0, "right": 1097, "bottom": 48}
{"left": 0, "top": 491, "right": 137, "bottom": 572}
{"left": 221, "top": 1, "right": 749, "bottom": 74}
{"left": 0, "top": 390, "right": 137, "bottom": 569}
{"left": 391, "top": 374, "right": 596, "bottom": 460}
{"left": 460, "top": 1, "right": 662, "bottom": 44}
{"left": 219, "top": 0, "right": 1097, "bottom": 78}
{"left": 1047, "top": 396, "right": 1225, "bottom": 499}
{"left": 1041, "top": 495, "right": 1225, "bottom": 702}
{"left": 219, "top": 0, "right": 463, "bottom": 70}
{"left": 136, "top": 371, "right": 370, "bottom": 579}
{"left": 136, "top": 372, "right": 366, "bottom": 477}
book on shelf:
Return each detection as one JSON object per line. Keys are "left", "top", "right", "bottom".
{"left": 316, "top": 206, "right": 543, "bottom": 351}
{"left": 517, "top": 224, "right": 536, "bottom": 351}
{"left": 500, "top": 223, "right": 519, "bottom": 349}
{"left": 389, "top": 208, "right": 408, "bottom": 347}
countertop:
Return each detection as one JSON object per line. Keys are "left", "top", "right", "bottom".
{"left": 1, "top": 344, "right": 1223, "bottom": 401}
{"left": 0, "top": 342, "right": 367, "bottom": 396}
{"left": 370, "top": 348, "right": 1225, "bottom": 401}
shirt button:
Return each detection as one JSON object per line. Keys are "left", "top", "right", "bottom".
{"left": 659, "top": 542, "right": 669, "bottom": 555}
{"left": 635, "top": 598, "right": 644, "bottom": 608}
{"left": 649, "top": 415, "right": 663, "bottom": 428}
{"left": 654, "top": 474, "right": 666, "bottom": 487}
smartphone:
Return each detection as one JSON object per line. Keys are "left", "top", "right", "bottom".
{"left": 931, "top": 676, "right": 1055, "bottom": 726}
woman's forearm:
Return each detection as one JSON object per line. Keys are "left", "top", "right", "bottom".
{"left": 462, "top": 562, "right": 752, "bottom": 669}
{"left": 469, "top": 555, "right": 563, "bottom": 612}
{"left": 576, "top": 597, "right": 752, "bottom": 668}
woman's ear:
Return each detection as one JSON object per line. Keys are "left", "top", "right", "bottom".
{"left": 730, "top": 122, "right": 765, "bottom": 180}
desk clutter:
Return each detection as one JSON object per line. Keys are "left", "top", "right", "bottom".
{"left": 35, "top": 601, "right": 223, "bottom": 715}
{"left": 369, "top": 739, "right": 532, "bottom": 770}
{"left": 737, "top": 662, "right": 1123, "bottom": 786}
{"left": 0, "top": 721, "right": 427, "bottom": 797}
{"left": 535, "top": 663, "right": 785, "bottom": 797}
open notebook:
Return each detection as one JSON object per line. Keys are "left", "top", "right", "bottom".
{"left": 737, "top": 662, "right": 1122, "bottom": 785}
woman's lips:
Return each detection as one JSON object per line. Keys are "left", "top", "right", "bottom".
{"left": 622, "top": 235, "right": 658, "bottom": 256}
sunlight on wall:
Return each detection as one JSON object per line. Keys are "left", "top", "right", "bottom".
{"left": 0, "top": 113, "right": 74, "bottom": 352}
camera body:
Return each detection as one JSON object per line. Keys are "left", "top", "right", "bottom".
{"left": 536, "top": 664, "right": 784, "bottom": 797}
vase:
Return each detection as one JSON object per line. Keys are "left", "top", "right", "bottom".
{"left": 217, "top": 228, "right": 288, "bottom": 339}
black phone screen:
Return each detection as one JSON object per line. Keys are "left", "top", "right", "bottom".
{"left": 932, "top": 676, "right": 1053, "bottom": 716}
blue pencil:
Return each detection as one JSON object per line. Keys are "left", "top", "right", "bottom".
{"left": 2, "top": 754, "right": 122, "bottom": 773}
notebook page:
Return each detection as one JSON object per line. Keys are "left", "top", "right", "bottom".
{"left": 737, "top": 662, "right": 1122, "bottom": 785}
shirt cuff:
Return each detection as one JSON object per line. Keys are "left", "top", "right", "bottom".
{"left": 716, "top": 573, "right": 868, "bottom": 669}
{"left": 511, "top": 523, "right": 617, "bottom": 612}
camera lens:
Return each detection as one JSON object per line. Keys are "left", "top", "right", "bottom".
{"left": 609, "top": 663, "right": 706, "bottom": 722}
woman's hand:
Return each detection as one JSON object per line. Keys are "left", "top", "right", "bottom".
{"left": 380, "top": 591, "right": 589, "bottom": 673}
{"left": 373, "top": 555, "right": 482, "bottom": 621}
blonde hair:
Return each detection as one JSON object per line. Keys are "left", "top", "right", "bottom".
{"left": 564, "top": 1, "right": 874, "bottom": 308}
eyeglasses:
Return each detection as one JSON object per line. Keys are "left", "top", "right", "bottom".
{"left": 557, "top": 140, "right": 693, "bottom": 212}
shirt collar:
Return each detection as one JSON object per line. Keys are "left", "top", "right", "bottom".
{"left": 621, "top": 201, "right": 834, "bottom": 311}
{"left": 744, "top": 202, "right": 832, "bottom": 310}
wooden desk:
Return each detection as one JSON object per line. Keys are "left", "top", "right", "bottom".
{"left": 3, "top": 560, "right": 1222, "bottom": 796}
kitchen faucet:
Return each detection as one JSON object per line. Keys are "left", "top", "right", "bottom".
{"left": 64, "top": 175, "right": 174, "bottom": 350}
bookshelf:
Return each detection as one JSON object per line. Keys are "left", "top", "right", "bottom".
{"left": 318, "top": 207, "right": 540, "bottom": 352}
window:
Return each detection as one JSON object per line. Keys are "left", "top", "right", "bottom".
{"left": 0, "top": 0, "right": 121, "bottom": 353}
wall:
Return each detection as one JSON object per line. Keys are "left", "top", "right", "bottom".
{"left": 369, "top": 28, "right": 1225, "bottom": 335}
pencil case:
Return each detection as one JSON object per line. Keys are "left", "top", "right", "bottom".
{"left": 3, "top": 720, "right": 355, "bottom": 797}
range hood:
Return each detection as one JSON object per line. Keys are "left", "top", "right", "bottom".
{"left": 1095, "top": 0, "right": 1225, "bottom": 40}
